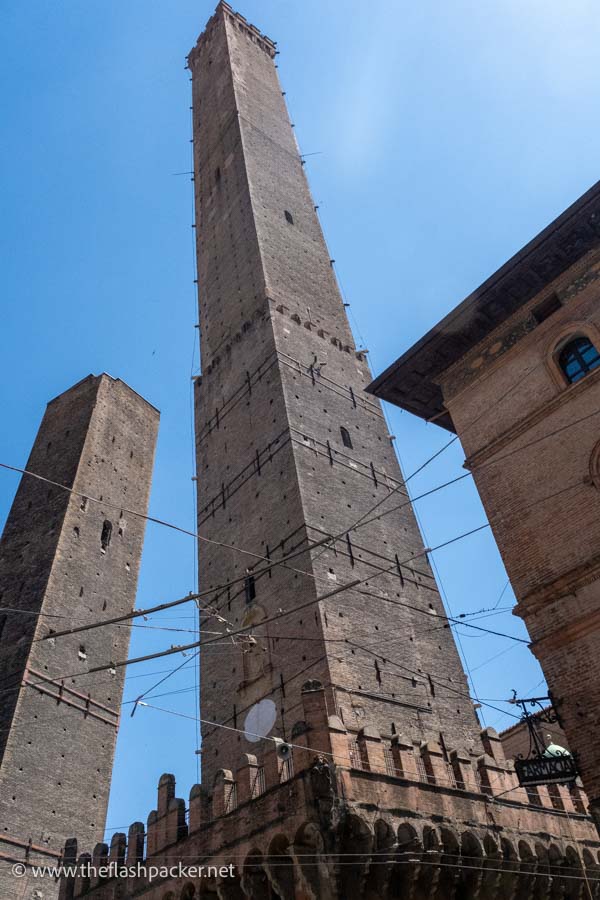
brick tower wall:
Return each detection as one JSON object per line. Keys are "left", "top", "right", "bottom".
{"left": 190, "top": 3, "right": 483, "bottom": 791}
{"left": 0, "top": 374, "right": 159, "bottom": 897}
{"left": 434, "top": 243, "right": 600, "bottom": 820}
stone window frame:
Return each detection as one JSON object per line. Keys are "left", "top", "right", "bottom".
{"left": 588, "top": 439, "right": 600, "bottom": 492}
{"left": 545, "top": 321, "right": 600, "bottom": 390}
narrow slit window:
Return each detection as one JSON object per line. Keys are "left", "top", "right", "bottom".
{"left": 244, "top": 575, "right": 256, "bottom": 604}
{"left": 340, "top": 426, "right": 353, "bottom": 449}
{"left": 284, "top": 210, "right": 294, "bottom": 224}
{"left": 100, "top": 520, "right": 113, "bottom": 552}
{"left": 215, "top": 166, "right": 221, "bottom": 184}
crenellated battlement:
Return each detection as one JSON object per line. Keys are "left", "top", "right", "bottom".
{"left": 187, "top": 1, "right": 276, "bottom": 71}
{"left": 61, "top": 681, "right": 600, "bottom": 898}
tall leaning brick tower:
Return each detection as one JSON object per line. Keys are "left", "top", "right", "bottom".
{"left": 190, "top": 2, "right": 482, "bottom": 789}
{"left": 0, "top": 374, "right": 158, "bottom": 899}
{"left": 59, "top": 7, "right": 600, "bottom": 898}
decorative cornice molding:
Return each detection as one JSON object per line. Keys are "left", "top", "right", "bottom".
{"left": 528, "top": 607, "right": 600, "bottom": 655}
{"left": 515, "top": 553, "right": 600, "bottom": 618}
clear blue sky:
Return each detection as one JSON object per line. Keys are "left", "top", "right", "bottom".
{"left": 1, "top": 0, "right": 599, "bottom": 842}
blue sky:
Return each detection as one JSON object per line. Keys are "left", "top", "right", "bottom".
{"left": 1, "top": 0, "right": 600, "bottom": 841}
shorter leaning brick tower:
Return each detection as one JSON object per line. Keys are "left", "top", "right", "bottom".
{"left": 0, "top": 374, "right": 159, "bottom": 900}
{"left": 59, "top": 5, "right": 600, "bottom": 899}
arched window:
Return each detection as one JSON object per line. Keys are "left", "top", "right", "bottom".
{"left": 558, "top": 336, "right": 600, "bottom": 384}
{"left": 340, "top": 426, "right": 353, "bottom": 449}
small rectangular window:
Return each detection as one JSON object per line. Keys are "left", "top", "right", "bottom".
{"left": 532, "top": 293, "right": 561, "bottom": 325}
{"left": 284, "top": 210, "right": 294, "bottom": 224}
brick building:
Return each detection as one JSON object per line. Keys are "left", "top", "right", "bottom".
{"left": 0, "top": 374, "right": 159, "bottom": 899}
{"left": 368, "top": 181, "right": 600, "bottom": 833}
{"left": 59, "top": 5, "right": 600, "bottom": 898}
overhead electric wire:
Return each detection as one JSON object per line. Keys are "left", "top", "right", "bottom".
{"left": 0, "top": 514, "right": 535, "bottom": 705}
{"left": 1, "top": 399, "right": 594, "bottom": 648}
{"left": 0, "top": 472, "right": 585, "bottom": 714}
{"left": 5, "top": 473, "right": 471, "bottom": 646}
{"left": 0, "top": 411, "right": 591, "bottom": 723}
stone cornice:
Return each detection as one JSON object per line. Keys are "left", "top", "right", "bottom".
{"left": 527, "top": 607, "right": 600, "bottom": 654}
{"left": 515, "top": 552, "right": 600, "bottom": 618}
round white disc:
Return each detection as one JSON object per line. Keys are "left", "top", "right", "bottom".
{"left": 243, "top": 698, "right": 277, "bottom": 743}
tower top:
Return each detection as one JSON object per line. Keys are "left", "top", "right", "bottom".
{"left": 187, "top": 1, "right": 277, "bottom": 69}
{"left": 46, "top": 372, "right": 159, "bottom": 414}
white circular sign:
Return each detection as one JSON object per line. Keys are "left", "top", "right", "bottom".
{"left": 243, "top": 698, "right": 277, "bottom": 743}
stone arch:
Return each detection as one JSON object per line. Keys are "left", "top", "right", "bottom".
{"left": 242, "top": 849, "right": 273, "bottom": 900}
{"left": 532, "top": 842, "right": 554, "bottom": 898}
{"left": 397, "top": 821, "right": 422, "bottom": 854}
{"left": 293, "top": 822, "right": 330, "bottom": 900}
{"left": 294, "top": 820, "right": 324, "bottom": 851}
{"left": 563, "top": 845, "right": 583, "bottom": 886}
{"left": 374, "top": 818, "right": 396, "bottom": 853}
{"left": 390, "top": 822, "right": 422, "bottom": 898}
{"left": 548, "top": 842, "right": 564, "bottom": 868}
{"left": 582, "top": 847, "right": 597, "bottom": 869}
{"left": 180, "top": 884, "right": 196, "bottom": 900}
{"left": 197, "top": 875, "right": 220, "bottom": 899}
{"left": 456, "top": 831, "right": 484, "bottom": 900}
{"left": 266, "top": 834, "right": 296, "bottom": 900}
{"left": 212, "top": 768, "right": 236, "bottom": 817}
{"left": 213, "top": 767, "right": 234, "bottom": 784}
{"left": 337, "top": 813, "right": 373, "bottom": 899}
{"left": 500, "top": 837, "right": 518, "bottom": 863}
{"left": 483, "top": 832, "right": 501, "bottom": 860}
{"left": 440, "top": 826, "right": 460, "bottom": 857}
{"left": 535, "top": 841, "right": 549, "bottom": 868}
{"left": 518, "top": 840, "right": 535, "bottom": 863}
{"left": 364, "top": 819, "right": 397, "bottom": 899}
{"left": 422, "top": 825, "right": 441, "bottom": 852}
{"left": 461, "top": 831, "right": 483, "bottom": 860}
{"left": 338, "top": 812, "right": 373, "bottom": 853}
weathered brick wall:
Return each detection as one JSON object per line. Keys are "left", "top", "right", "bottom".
{"left": 437, "top": 246, "right": 600, "bottom": 821}
{"left": 60, "top": 683, "right": 600, "bottom": 899}
{"left": 0, "top": 374, "right": 159, "bottom": 898}
{"left": 190, "top": 3, "right": 483, "bottom": 795}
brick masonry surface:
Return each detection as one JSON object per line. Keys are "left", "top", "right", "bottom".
{"left": 191, "top": 0, "right": 483, "bottom": 794}
{"left": 56, "top": 5, "right": 600, "bottom": 898}
{"left": 434, "top": 244, "right": 600, "bottom": 827}
{"left": 0, "top": 374, "right": 158, "bottom": 899}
